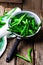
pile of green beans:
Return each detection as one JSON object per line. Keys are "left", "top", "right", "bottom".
{"left": 8, "top": 13, "right": 40, "bottom": 37}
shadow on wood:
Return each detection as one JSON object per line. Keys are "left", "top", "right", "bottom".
{"left": 34, "top": 28, "right": 43, "bottom": 43}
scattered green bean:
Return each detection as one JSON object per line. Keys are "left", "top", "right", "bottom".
{"left": 16, "top": 48, "right": 32, "bottom": 63}
{"left": 16, "top": 54, "right": 30, "bottom": 62}
{"left": 28, "top": 48, "right": 32, "bottom": 62}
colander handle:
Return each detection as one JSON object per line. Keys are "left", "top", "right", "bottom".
{"left": 6, "top": 39, "right": 21, "bottom": 62}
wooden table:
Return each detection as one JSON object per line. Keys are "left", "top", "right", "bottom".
{"left": 0, "top": 0, "right": 43, "bottom": 65}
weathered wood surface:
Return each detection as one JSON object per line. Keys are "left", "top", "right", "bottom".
{"left": 34, "top": 13, "right": 43, "bottom": 65}
{"left": 23, "top": 0, "right": 41, "bottom": 10}
{"left": 17, "top": 39, "right": 34, "bottom": 65}
{"left": 23, "top": 0, "right": 43, "bottom": 64}
{"left": 34, "top": 39, "right": 43, "bottom": 65}
{"left": 42, "top": 0, "right": 43, "bottom": 9}
{"left": 0, "top": 0, "right": 22, "bottom": 3}
{"left": 4, "top": 3, "right": 22, "bottom": 12}
{"left": 0, "top": 0, "right": 43, "bottom": 65}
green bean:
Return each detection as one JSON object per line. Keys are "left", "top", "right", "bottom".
{"left": 11, "top": 13, "right": 27, "bottom": 27}
{"left": 28, "top": 48, "right": 32, "bottom": 62}
{"left": 22, "top": 20, "right": 26, "bottom": 24}
{"left": 11, "top": 19, "right": 19, "bottom": 26}
{"left": 25, "top": 19, "right": 29, "bottom": 36}
{"left": 18, "top": 13, "right": 27, "bottom": 24}
{"left": 26, "top": 15, "right": 34, "bottom": 20}
{"left": 16, "top": 48, "right": 32, "bottom": 63}
{"left": 16, "top": 54, "right": 31, "bottom": 62}
{"left": 9, "top": 26, "right": 21, "bottom": 33}
{"left": 28, "top": 29, "right": 34, "bottom": 35}
{"left": 21, "top": 25, "right": 26, "bottom": 36}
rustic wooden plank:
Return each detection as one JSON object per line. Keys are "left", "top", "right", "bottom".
{"left": 16, "top": 38, "right": 34, "bottom": 65}
{"left": 32, "top": 0, "right": 41, "bottom": 10}
{"left": 23, "top": 0, "right": 33, "bottom": 10}
{"left": 0, "top": 0, "right": 22, "bottom": 3}
{"left": 23, "top": 0, "right": 41, "bottom": 10}
{"left": 34, "top": 30, "right": 43, "bottom": 65}
{"left": 7, "top": 3, "right": 22, "bottom": 9}
{"left": 42, "top": 0, "right": 43, "bottom": 9}
{"left": 34, "top": 15, "right": 43, "bottom": 65}
{"left": 33, "top": 0, "right": 41, "bottom": 10}
{"left": 0, "top": 3, "right": 4, "bottom": 16}
{"left": 4, "top": 3, "right": 22, "bottom": 12}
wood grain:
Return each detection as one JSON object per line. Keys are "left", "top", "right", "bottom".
{"left": 32, "top": 0, "right": 41, "bottom": 10}
{"left": 23, "top": 0, "right": 33, "bottom": 10}
{"left": 23, "top": 0, "right": 41, "bottom": 10}
{"left": 34, "top": 16, "right": 43, "bottom": 65}
{"left": 34, "top": 31, "right": 43, "bottom": 65}
{"left": 42, "top": 0, "right": 43, "bottom": 9}
{"left": 16, "top": 38, "right": 34, "bottom": 65}
{"left": 4, "top": 3, "right": 22, "bottom": 12}
{"left": 0, "top": 0, "right": 22, "bottom": 3}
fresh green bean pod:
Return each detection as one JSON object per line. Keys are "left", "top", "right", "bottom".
{"left": 16, "top": 48, "right": 32, "bottom": 63}
{"left": 25, "top": 19, "right": 29, "bottom": 36}
{"left": 28, "top": 29, "right": 34, "bottom": 35}
{"left": 21, "top": 25, "right": 26, "bottom": 36}
{"left": 28, "top": 48, "right": 32, "bottom": 62}
{"left": 16, "top": 54, "right": 31, "bottom": 62}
